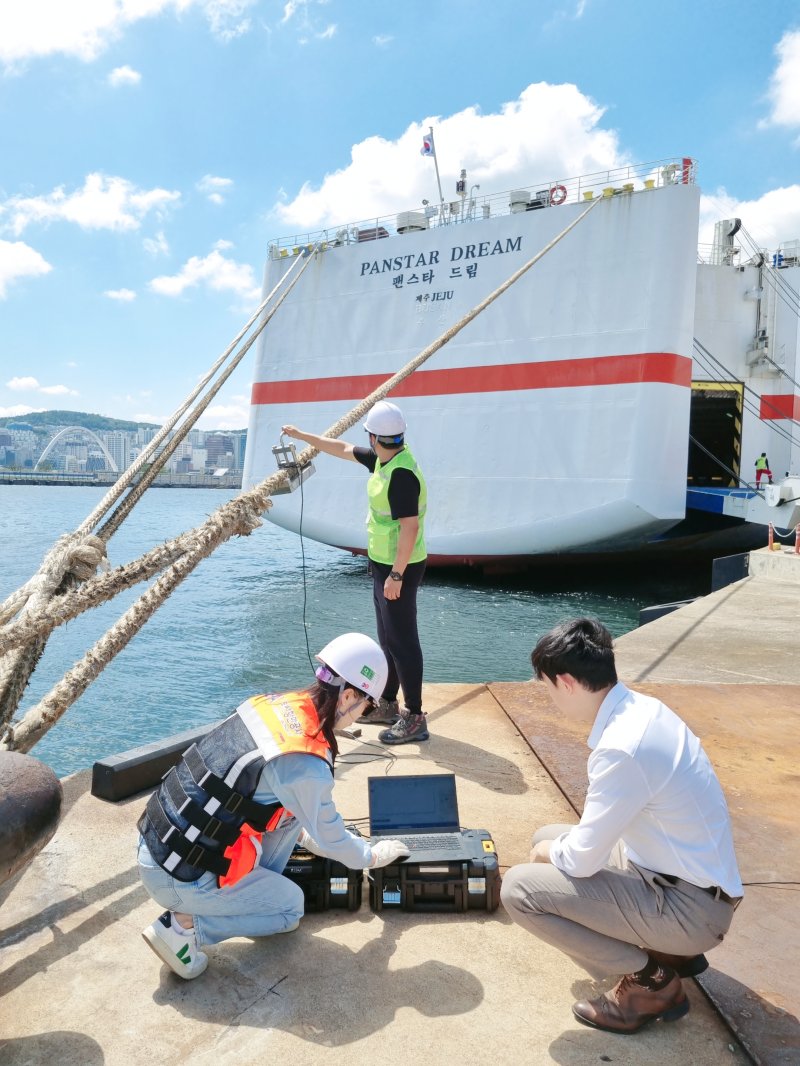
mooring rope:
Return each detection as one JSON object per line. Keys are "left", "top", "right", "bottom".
{"left": 0, "top": 251, "right": 313, "bottom": 732}
{"left": 0, "top": 196, "right": 602, "bottom": 752}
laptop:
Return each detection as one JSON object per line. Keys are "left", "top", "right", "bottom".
{"left": 368, "top": 773, "right": 475, "bottom": 864}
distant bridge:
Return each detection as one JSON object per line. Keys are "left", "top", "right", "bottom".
{"left": 34, "top": 426, "right": 119, "bottom": 473}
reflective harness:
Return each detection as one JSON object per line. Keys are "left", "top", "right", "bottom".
{"left": 366, "top": 446, "right": 427, "bottom": 565}
{"left": 138, "top": 692, "right": 332, "bottom": 884}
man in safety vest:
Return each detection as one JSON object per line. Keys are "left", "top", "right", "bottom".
{"left": 755, "top": 453, "right": 773, "bottom": 485}
{"left": 283, "top": 401, "right": 429, "bottom": 745}
{"left": 137, "top": 633, "right": 410, "bottom": 979}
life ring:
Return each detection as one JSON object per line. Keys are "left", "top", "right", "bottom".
{"left": 550, "top": 184, "right": 567, "bottom": 206}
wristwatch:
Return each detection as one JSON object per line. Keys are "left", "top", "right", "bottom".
{"left": 389, "top": 570, "right": 404, "bottom": 582}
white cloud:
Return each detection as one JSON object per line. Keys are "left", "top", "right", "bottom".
{"left": 205, "top": 0, "right": 255, "bottom": 41}
{"left": 143, "top": 230, "right": 170, "bottom": 256}
{"left": 5, "top": 376, "right": 77, "bottom": 397}
{"left": 198, "top": 396, "right": 250, "bottom": 429}
{"left": 108, "top": 64, "right": 141, "bottom": 87}
{"left": 1, "top": 173, "right": 180, "bottom": 235}
{"left": 273, "top": 83, "right": 624, "bottom": 230}
{"left": 0, "top": 238, "right": 52, "bottom": 297}
{"left": 700, "top": 185, "right": 800, "bottom": 251}
{"left": 280, "top": 0, "right": 333, "bottom": 41}
{"left": 762, "top": 29, "right": 800, "bottom": 131}
{"left": 197, "top": 175, "right": 233, "bottom": 204}
{"left": 40, "top": 384, "right": 79, "bottom": 396}
{"left": 372, "top": 35, "right": 392, "bottom": 47}
{"left": 133, "top": 410, "right": 170, "bottom": 424}
{"left": 0, "top": 1, "right": 257, "bottom": 69}
{"left": 282, "top": 1, "right": 301, "bottom": 24}
{"left": 6, "top": 376, "right": 40, "bottom": 391}
{"left": 105, "top": 288, "right": 137, "bottom": 301}
{"left": 148, "top": 247, "right": 261, "bottom": 303}
{"left": 0, "top": 404, "right": 41, "bottom": 417}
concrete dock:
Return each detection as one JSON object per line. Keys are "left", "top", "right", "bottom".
{"left": 1, "top": 546, "right": 798, "bottom": 1065}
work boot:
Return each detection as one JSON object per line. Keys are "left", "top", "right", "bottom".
{"left": 358, "top": 698, "right": 400, "bottom": 725}
{"left": 142, "top": 911, "right": 208, "bottom": 980}
{"left": 379, "top": 709, "right": 430, "bottom": 745}
{"left": 648, "top": 950, "right": 709, "bottom": 978}
{"left": 572, "top": 966, "right": 688, "bottom": 1034}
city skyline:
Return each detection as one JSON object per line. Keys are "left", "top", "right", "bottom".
{"left": 0, "top": 417, "right": 246, "bottom": 477}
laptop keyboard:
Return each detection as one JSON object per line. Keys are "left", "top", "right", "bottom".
{"left": 395, "top": 833, "right": 462, "bottom": 850}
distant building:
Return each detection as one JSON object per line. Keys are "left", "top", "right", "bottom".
{"left": 102, "top": 432, "right": 130, "bottom": 472}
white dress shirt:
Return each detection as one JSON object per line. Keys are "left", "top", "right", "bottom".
{"left": 549, "top": 682, "right": 743, "bottom": 897}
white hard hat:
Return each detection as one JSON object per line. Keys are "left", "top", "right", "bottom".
{"left": 315, "top": 633, "right": 388, "bottom": 698}
{"left": 363, "top": 400, "right": 406, "bottom": 437}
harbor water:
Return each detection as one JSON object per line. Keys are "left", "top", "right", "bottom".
{"left": 1, "top": 487, "right": 708, "bottom": 777}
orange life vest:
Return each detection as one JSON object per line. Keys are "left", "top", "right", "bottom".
{"left": 140, "top": 691, "right": 332, "bottom": 886}
{"left": 219, "top": 691, "right": 332, "bottom": 887}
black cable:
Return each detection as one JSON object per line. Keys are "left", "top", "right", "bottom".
{"left": 692, "top": 341, "right": 799, "bottom": 449}
{"left": 298, "top": 462, "right": 314, "bottom": 673}
{"left": 688, "top": 434, "right": 754, "bottom": 490}
{"left": 337, "top": 738, "right": 398, "bottom": 774}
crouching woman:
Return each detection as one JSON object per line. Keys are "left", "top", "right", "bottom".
{"left": 137, "top": 632, "right": 409, "bottom": 979}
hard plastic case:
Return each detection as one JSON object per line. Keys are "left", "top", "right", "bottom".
{"left": 368, "top": 829, "right": 501, "bottom": 913}
{"left": 283, "top": 844, "right": 363, "bottom": 912}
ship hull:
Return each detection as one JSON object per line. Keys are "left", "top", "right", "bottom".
{"left": 244, "top": 181, "right": 774, "bottom": 566}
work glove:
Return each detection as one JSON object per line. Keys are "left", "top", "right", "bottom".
{"left": 369, "top": 839, "right": 410, "bottom": 868}
{"left": 297, "top": 829, "right": 326, "bottom": 856}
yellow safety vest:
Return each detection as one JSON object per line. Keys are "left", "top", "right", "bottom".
{"left": 366, "top": 447, "right": 427, "bottom": 565}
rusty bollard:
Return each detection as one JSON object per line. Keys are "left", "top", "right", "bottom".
{"left": 0, "top": 750, "right": 62, "bottom": 887}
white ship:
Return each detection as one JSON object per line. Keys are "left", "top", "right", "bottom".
{"left": 243, "top": 158, "right": 800, "bottom": 568}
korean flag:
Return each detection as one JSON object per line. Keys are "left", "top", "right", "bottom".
{"left": 420, "top": 133, "right": 435, "bottom": 158}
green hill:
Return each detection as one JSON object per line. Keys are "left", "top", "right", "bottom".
{"left": 0, "top": 410, "right": 160, "bottom": 432}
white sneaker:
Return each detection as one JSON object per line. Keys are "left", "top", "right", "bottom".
{"left": 142, "top": 911, "right": 208, "bottom": 979}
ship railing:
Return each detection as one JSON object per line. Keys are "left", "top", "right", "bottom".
{"left": 267, "top": 156, "right": 697, "bottom": 259}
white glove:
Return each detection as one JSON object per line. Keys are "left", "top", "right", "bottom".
{"left": 369, "top": 839, "right": 410, "bottom": 868}
{"left": 297, "top": 829, "right": 326, "bottom": 856}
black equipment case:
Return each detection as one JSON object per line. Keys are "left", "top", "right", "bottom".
{"left": 368, "top": 830, "right": 501, "bottom": 913}
{"left": 283, "top": 843, "right": 363, "bottom": 912}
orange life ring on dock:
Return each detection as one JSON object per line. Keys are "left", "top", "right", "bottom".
{"left": 549, "top": 185, "right": 567, "bottom": 205}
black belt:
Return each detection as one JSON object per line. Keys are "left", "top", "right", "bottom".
{"left": 660, "top": 874, "right": 741, "bottom": 908}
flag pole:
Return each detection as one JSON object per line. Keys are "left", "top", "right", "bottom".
{"left": 429, "top": 126, "right": 445, "bottom": 211}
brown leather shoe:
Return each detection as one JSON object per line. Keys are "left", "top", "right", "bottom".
{"left": 648, "top": 950, "right": 709, "bottom": 978}
{"left": 572, "top": 969, "right": 689, "bottom": 1034}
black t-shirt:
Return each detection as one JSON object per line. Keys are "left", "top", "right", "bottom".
{"left": 354, "top": 446, "right": 421, "bottom": 519}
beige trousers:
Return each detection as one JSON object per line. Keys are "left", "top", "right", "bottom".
{"left": 500, "top": 823, "right": 737, "bottom": 980}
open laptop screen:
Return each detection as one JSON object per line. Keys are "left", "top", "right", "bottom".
{"left": 369, "top": 774, "right": 461, "bottom": 836}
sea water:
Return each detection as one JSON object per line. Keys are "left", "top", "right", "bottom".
{"left": 1, "top": 487, "right": 706, "bottom": 777}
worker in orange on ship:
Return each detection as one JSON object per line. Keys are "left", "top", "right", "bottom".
{"left": 137, "top": 632, "right": 409, "bottom": 980}
{"left": 283, "top": 401, "right": 430, "bottom": 746}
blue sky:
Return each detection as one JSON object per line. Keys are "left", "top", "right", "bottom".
{"left": 1, "top": 0, "right": 799, "bottom": 429}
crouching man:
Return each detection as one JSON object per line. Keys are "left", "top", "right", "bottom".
{"left": 501, "top": 618, "right": 742, "bottom": 1034}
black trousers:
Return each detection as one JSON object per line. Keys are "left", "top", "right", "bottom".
{"left": 369, "top": 559, "right": 426, "bottom": 714}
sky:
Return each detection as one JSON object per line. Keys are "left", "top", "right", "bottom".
{"left": 1, "top": 0, "right": 799, "bottom": 430}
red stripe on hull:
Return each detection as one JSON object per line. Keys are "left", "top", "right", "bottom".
{"left": 251, "top": 352, "right": 691, "bottom": 405}
{"left": 760, "top": 394, "right": 800, "bottom": 420}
